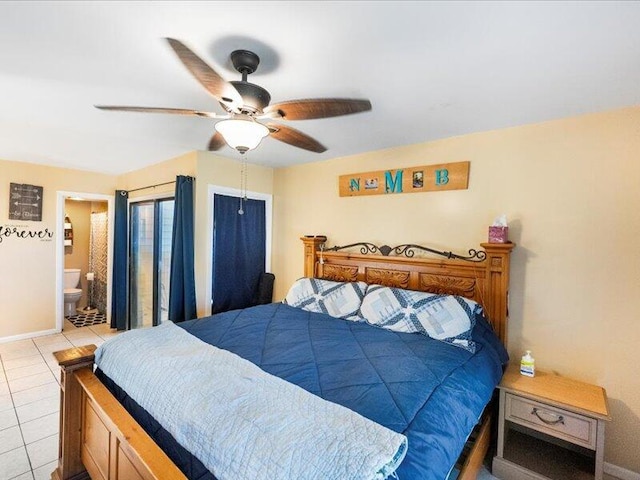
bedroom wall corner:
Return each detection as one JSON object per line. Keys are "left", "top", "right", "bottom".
{"left": 116, "top": 151, "right": 198, "bottom": 199}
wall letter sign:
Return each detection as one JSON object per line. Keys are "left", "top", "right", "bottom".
{"left": 338, "top": 161, "right": 469, "bottom": 197}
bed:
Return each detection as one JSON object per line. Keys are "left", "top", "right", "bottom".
{"left": 52, "top": 235, "right": 514, "bottom": 480}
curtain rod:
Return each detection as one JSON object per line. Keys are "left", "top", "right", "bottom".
{"left": 126, "top": 180, "right": 176, "bottom": 194}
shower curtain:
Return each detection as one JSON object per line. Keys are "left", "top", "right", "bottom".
{"left": 90, "top": 211, "right": 109, "bottom": 314}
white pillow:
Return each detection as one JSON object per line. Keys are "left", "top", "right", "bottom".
{"left": 284, "top": 278, "right": 367, "bottom": 320}
{"left": 359, "top": 285, "right": 478, "bottom": 352}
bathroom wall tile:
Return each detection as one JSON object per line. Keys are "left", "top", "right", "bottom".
{"left": 2, "top": 355, "right": 46, "bottom": 372}
{"left": 0, "top": 408, "right": 18, "bottom": 431}
{"left": 4, "top": 363, "right": 50, "bottom": 382}
{"left": 8, "top": 371, "right": 56, "bottom": 394}
{"left": 21, "top": 412, "right": 58, "bottom": 445}
{"left": 16, "top": 395, "right": 58, "bottom": 424}
{"left": 11, "top": 382, "right": 58, "bottom": 408}
{"left": 0, "top": 446, "right": 30, "bottom": 480}
{"left": 0, "top": 394, "right": 13, "bottom": 413}
{"left": 0, "top": 425, "right": 23, "bottom": 455}
{"left": 0, "top": 382, "right": 9, "bottom": 397}
{"left": 26, "top": 433, "right": 58, "bottom": 469}
{"left": 32, "top": 460, "right": 56, "bottom": 480}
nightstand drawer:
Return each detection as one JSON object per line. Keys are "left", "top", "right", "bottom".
{"left": 505, "top": 393, "right": 597, "bottom": 449}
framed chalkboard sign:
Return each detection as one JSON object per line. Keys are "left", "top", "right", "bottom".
{"left": 9, "top": 183, "right": 44, "bottom": 221}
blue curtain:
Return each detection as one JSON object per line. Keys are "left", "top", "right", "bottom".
{"left": 110, "top": 190, "right": 128, "bottom": 330}
{"left": 212, "top": 194, "right": 266, "bottom": 314}
{"left": 168, "top": 176, "right": 197, "bottom": 322}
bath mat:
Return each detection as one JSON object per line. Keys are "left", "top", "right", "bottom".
{"left": 66, "top": 312, "right": 106, "bottom": 328}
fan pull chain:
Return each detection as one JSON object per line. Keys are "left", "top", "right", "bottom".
{"left": 238, "top": 154, "right": 248, "bottom": 215}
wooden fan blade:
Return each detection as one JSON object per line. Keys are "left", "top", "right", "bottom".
{"left": 95, "top": 105, "right": 226, "bottom": 118}
{"left": 166, "top": 38, "right": 243, "bottom": 112}
{"left": 263, "top": 98, "right": 371, "bottom": 120}
{"left": 266, "top": 123, "right": 326, "bottom": 153}
{"left": 208, "top": 131, "right": 227, "bottom": 151}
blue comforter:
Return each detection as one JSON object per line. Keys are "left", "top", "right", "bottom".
{"left": 98, "top": 302, "right": 507, "bottom": 480}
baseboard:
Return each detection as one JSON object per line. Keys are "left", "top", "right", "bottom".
{"left": 0, "top": 328, "right": 59, "bottom": 344}
{"left": 605, "top": 462, "right": 640, "bottom": 480}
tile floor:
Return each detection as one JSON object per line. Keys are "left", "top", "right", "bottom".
{"left": 0, "top": 320, "right": 121, "bottom": 480}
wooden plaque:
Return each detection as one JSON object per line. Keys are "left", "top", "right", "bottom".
{"left": 339, "top": 161, "right": 469, "bottom": 197}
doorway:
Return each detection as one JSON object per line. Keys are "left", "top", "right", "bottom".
{"left": 211, "top": 193, "right": 266, "bottom": 313}
{"left": 56, "top": 191, "right": 114, "bottom": 332}
{"left": 128, "top": 197, "right": 175, "bottom": 328}
{"left": 204, "top": 185, "right": 272, "bottom": 316}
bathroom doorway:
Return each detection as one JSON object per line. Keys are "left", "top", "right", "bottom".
{"left": 56, "top": 191, "right": 114, "bottom": 332}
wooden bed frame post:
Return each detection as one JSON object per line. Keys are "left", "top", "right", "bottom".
{"left": 301, "top": 235, "right": 327, "bottom": 277}
{"left": 479, "top": 242, "right": 515, "bottom": 346}
{"left": 52, "top": 345, "right": 97, "bottom": 480}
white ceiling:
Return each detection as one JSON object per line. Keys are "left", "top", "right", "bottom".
{"left": 1, "top": 1, "right": 639, "bottom": 175}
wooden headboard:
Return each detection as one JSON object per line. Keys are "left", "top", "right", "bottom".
{"left": 301, "top": 236, "right": 515, "bottom": 345}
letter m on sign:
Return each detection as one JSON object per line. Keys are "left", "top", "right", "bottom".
{"left": 384, "top": 170, "right": 403, "bottom": 193}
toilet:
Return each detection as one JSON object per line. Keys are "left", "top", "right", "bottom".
{"left": 63, "top": 268, "right": 83, "bottom": 317}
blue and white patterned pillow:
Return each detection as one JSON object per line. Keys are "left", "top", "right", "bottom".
{"left": 284, "top": 278, "right": 368, "bottom": 320}
{"left": 359, "top": 285, "right": 479, "bottom": 352}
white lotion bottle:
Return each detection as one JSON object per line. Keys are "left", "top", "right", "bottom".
{"left": 520, "top": 350, "right": 535, "bottom": 377}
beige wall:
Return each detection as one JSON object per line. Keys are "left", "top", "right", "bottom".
{"left": 0, "top": 159, "right": 116, "bottom": 338}
{"left": 64, "top": 200, "right": 92, "bottom": 308}
{"left": 117, "top": 151, "right": 198, "bottom": 200}
{"left": 63, "top": 200, "right": 108, "bottom": 309}
{"left": 271, "top": 106, "right": 640, "bottom": 473}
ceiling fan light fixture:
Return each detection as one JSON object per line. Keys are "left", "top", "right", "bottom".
{"left": 215, "top": 115, "right": 269, "bottom": 153}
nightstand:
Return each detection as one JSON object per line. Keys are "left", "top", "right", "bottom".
{"left": 493, "top": 363, "right": 611, "bottom": 480}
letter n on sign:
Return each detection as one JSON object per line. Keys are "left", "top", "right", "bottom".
{"left": 338, "top": 161, "right": 469, "bottom": 197}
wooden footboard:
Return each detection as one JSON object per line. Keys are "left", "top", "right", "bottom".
{"left": 52, "top": 346, "right": 186, "bottom": 480}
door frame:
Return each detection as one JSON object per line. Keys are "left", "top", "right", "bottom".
{"left": 56, "top": 191, "right": 114, "bottom": 332}
{"left": 204, "top": 184, "right": 272, "bottom": 316}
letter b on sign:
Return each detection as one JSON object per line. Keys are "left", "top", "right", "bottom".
{"left": 435, "top": 169, "right": 449, "bottom": 186}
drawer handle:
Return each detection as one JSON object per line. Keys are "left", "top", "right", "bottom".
{"left": 531, "top": 407, "right": 565, "bottom": 425}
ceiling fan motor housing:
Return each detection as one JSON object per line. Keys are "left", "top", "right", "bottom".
{"left": 228, "top": 49, "right": 271, "bottom": 114}
{"left": 230, "top": 81, "right": 271, "bottom": 114}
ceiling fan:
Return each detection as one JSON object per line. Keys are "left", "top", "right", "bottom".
{"left": 96, "top": 38, "right": 372, "bottom": 154}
